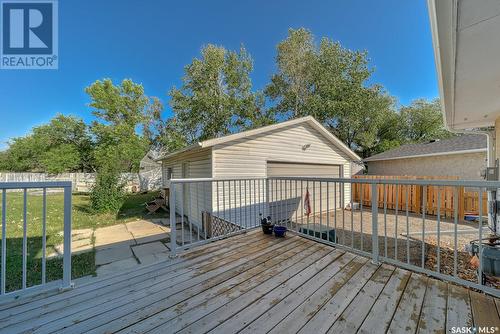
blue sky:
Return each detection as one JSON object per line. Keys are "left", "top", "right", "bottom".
{"left": 0, "top": 0, "right": 438, "bottom": 150}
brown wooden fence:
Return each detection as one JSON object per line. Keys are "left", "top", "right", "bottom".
{"left": 352, "top": 175, "right": 487, "bottom": 220}
{"left": 463, "top": 191, "right": 488, "bottom": 216}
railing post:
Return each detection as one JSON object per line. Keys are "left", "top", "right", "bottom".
{"left": 371, "top": 183, "right": 379, "bottom": 264}
{"left": 1, "top": 189, "right": 6, "bottom": 295}
{"left": 169, "top": 182, "right": 177, "bottom": 258}
{"left": 265, "top": 178, "right": 269, "bottom": 217}
{"left": 62, "top": 184, "right": 73, "bottom": 290}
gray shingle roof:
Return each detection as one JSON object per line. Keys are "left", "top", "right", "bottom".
{"left": 364, "top": 134, "right": 486, "bottom": 162}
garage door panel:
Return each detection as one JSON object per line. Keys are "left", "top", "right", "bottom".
{"left": 267, "top": 162, "right": 341, "bottom": 178}
{"left": 267, "top": 162, "right": 342, "bottom": 223}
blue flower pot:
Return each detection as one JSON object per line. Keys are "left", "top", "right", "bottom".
{"left": 273, "top": 225, "right": 287, "bottom": 237}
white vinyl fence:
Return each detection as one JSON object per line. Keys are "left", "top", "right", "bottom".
{"left": 0, "top": 172, "right": 161, "bottom": 193}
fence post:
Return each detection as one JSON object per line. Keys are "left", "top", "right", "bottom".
{"left": 62, "top": 184, "right": 73, "bottom": 290}
{"left": 352, "top": 180, "right": 358, "bottom": 204}
{"left": 169, "top": 182, "right": 177, "bottom": 258}
{"left": 371, "top": 183, "right": 379, "bottom": 264}
{"left": 415, "top": 184, "right": 422, "bottom": 214}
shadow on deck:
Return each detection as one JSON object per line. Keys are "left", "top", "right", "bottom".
{"left": 0, "top": 229, "right": 498, "bottom": 333}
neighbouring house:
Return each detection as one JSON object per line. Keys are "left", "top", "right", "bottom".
{"left": 364, "top": 134, "right": 487, "bottom": 180}
{"left": 158, "top": 116, "right": 361, "bottom": 228}
{"left": 139, "top": 149, "right": 162, "bottom": 191}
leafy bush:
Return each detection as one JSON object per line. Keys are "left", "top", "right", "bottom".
{"left": 90, "top": 169, "right": 125, "bottom": 213}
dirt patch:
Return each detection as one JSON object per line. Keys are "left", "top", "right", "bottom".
{"left": 289, "top": 209, "right": 496, "bottom": 289}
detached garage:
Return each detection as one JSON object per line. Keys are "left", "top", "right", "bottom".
{"left": 158, "top": 116, "right": 360, "bottom": 228}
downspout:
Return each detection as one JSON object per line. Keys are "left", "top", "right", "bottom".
{"left": 448, "top": 129, "right": 496, "bottom": 236}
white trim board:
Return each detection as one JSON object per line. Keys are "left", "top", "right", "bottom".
{"left": 364, "top": 148, "right": 486, "bottom": 162}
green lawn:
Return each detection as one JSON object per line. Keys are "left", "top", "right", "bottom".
{"left": 0, "top": 191, "right": 165, "bottom": 292}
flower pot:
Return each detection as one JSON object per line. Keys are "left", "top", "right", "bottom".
{"left": 261, "top": 223, "right": 274, "bottom": 234}
{"left": 273, "top": 225, "right": 287, "bottom": 237}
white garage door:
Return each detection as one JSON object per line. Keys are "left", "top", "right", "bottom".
{"left": 267, "top": 162, "right": 342, "bottom": 223}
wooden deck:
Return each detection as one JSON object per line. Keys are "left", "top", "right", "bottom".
{"left": 0, "top": 230, "right": 499, "bottom": 334}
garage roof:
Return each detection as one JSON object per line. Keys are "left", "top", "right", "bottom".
{"left": 364, "top": 134, "right": 486, "bottom": 162}
{"left": 158, "top": 116, "right": 361, "bottom": 161}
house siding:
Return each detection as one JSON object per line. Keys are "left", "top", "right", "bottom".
{"left": 366, "top": 152, "right": 486, "bottom": 180}
{"left": 161, "top": 148, "right": 212, "bottom": 227}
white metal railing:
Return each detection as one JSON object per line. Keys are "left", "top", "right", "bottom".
{"left": 170, "top": 177, "right": 500, "bottom": 297}
{"left": 0, "top": 182, "right": 72, "bottom": 299}
{"left": 169, "top": 178, "right": 267, "bottom": 255}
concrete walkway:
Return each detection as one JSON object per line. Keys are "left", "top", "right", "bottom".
{"left": 49, "top": 229, "right": 94, "bottom": 259}
{"left": 51, "top": 217, "right": 201, "bottom": 277}
{"left": 94, "top": 219, "right": 171, "bottom": 276}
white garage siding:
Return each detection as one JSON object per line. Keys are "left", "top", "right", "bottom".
{"left": 162, "top": 148, "right": 212, "bottom": 228}
{"left": 212, "top": 122, "right": 352, "bottom": 203}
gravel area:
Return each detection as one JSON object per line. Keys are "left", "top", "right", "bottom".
{"left": 289, "top": 208, "right": 496, "bottom": 286}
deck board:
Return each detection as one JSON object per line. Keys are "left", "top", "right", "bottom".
{"left": 470, "top": 290, "right": 500, "bottom": 329}
{"left": 297, "top": 260, "right": 379, "bottom": 334}
{"left": 3, "top": 233, "right": 279, "bottom": 333}
{"left": 417, "top": 278, "right": 448, "bottom": 333}
{"left": 358, "top": 268, "right": 411, "bottom": 334}
{"left": 208, "top": 250, "right": 346, "bottom": 333}
{"left": 268, "top": 256, "right": 367, "bottom": 334}
{"left": 0, "top": 229, "right": 498, "bottom": 334}
{"left": 117, "top": 239, "right": 314, "bottom": 333}
{"left": 239, "top": 253, "right": 357, "bottom": 334}
{"left": 446, "top": 284, "right": 473, "bottom": 331}
{"left": 327, "top": 264, "right": 395, "bottom": 333}
{"left": 387, "top": 274, "right": 428, "bottom": 334}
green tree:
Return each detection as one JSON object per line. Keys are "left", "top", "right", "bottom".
{"left": 399, "top": 98, "right": 452, "bottom": 143}
{"left": 266, "top": 28, "right": 316, "bottom": 118}
{"left": 35, "top": 115, "right": 94, "bottom": 172}
{"left": 0, "top": 151, "right": 7, "bottom": 171}
{"left": 363, "top": 99, "right": 453, "bottom": 157}
{"left": 266, "top": 28, "right": 394, "bottom": 158}
{"left": 40, "top": 144, "right": 81, "bottom": 174}
{"left": 168, "top": 44, "right": 269, "bottom": 146}
{"left": 370, "top": 108, "right": 403, "bottom": 155}
{"left": 0, "top": 115, "right": 93, "bottom": 172}
{"left": 154, "top": 118, "right": 188, "bottom": 154}
{"left": 86, "top": 78, "right": 160, "bottom": 212}
{"left": 1, "top": 136, "right": 42, "bottom": 171}
{"left": 86, "top": 79, "right": 158, "bottom": 172}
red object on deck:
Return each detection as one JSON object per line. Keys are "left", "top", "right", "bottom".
{"left": 304, "top": 188, "right": 311, "bottom": 216}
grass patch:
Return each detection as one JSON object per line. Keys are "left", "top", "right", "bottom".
{"left": 0, "top": 190, "right": 165, "bottom": 292}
